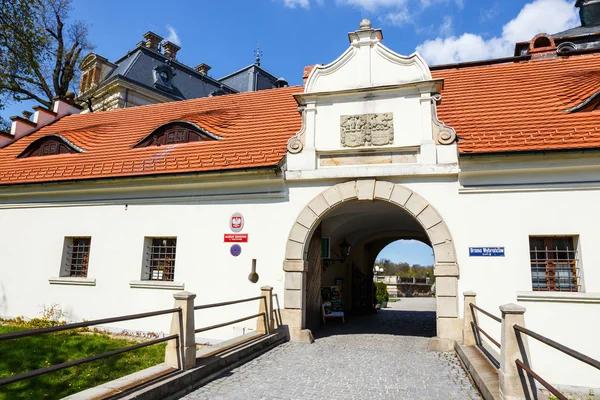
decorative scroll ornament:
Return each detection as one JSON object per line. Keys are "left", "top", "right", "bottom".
{"left": 286, "top": 105, "right": 306, "bottom": 154}
{"left": 431, "top": 94, "right": 457, "bottom": 145}
{"left": 340, "top": 113, "right": 394, "bottom": 148}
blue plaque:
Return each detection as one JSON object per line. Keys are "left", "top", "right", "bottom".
{"left": 469, "top": 247, "right": 505, "bottom": 257}
{"left": 230, "top": 244, "right": 242, "bottom": 257}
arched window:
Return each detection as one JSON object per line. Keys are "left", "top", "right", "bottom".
{"left": 18, "top": 135, "right": 83, "bottom": 158}
{"left": 133, "top": 121, "right": 218, "bottom": 148}
{"left": 533, "top": 36, "right": 552, "bottom": 49}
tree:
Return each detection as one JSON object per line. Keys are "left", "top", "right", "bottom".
{"left": 0, "top": 102, "right": 10, "bottom": 132}
{"left": 0, "top": 0, "right": 93, "bottom": 111}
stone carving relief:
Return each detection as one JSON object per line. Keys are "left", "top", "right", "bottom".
{"left": 286, "top": 106, "right": 307, "bottom": 154}
{"left": 431, "top": 94, "right": 457, "bottom": 145}
{"left": 340, "top": 113, "right": 394, "bottom": 147}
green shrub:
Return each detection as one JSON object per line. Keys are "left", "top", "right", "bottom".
{"left": 375, "top": 282, "right": 389, "bottom": 304}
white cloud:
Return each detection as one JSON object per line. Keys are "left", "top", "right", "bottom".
{"left": 420, "top": 0, "right": 463, "bottom": 9}
{"left": 439, "top": 15, "right": 453, "bottom": 36}
{"left": 338, "top": 0, "right": 407, "bottom": 12}
{"left": 383, "top": 8, "right": 411, "bottom": 25}
{"left": 165, "top": 25, "right": 181, "bottom": 45}
{"left": 416, "top": 0, "right": 579, "bottom": 65}
{"left": 479, "top": 2, "right": 500, "bottom": 23}
{"left": 282, "top": 0, "right": 310, "bottom": 7}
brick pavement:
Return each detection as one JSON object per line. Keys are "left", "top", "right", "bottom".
{"left": 182, "top": 298, "right": 481, "bottom": 400}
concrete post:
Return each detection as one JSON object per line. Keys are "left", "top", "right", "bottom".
{"left": 463, "top": 291, "right": 477, "bottom": 346}
{"left": 165, "top": 291, "right": 196, "bottom": 370}
{"left": 257, "top": 286, "right": 274, "bottom": 334}
{"left": 499, "top": 303, "right": 531, "bottom": 400}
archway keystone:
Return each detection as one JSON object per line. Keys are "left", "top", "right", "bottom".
{"left": 283, "top": 179, "right": 460, "bottom": 347}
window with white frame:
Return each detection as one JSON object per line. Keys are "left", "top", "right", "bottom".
{"left": 61, "top": 237, "right": 92, "bottom": 278}
{"left": 142, "top": 237, "right": 177, "bottom": 281}
{"left": 529, "top": 236, "right": 580, "bottom": 292}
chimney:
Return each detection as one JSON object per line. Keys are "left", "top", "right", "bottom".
{"left": 275, "top": 77, "right": 288, "bottom": 88}
{"left": 577, "top": 0, "right": 600, "bottom": 27}
{"left": 195, "top": 63, "right": 211, "bottom": 75}
{"left": 163, "top": 41, "right": 181, "bottom": 59}
{"left": 303, "top": 65, "right": 318, "bottom": 85}
{"left": 143, "top": 31, "right": 163, "bottom": 51}
{"left": 52, "top": 92, "right": 82, "bottom": 118}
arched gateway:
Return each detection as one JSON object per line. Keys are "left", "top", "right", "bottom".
{"left": 282, "top": 179, "right": 461, "bottom": 349}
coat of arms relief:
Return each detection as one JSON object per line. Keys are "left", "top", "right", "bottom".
{"left": 340, "top": 113, "right": 394, "bottom": 147}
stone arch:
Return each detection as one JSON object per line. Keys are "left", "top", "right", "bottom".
{"left": 282, "top": 179, "right": 460, "bottom": 347}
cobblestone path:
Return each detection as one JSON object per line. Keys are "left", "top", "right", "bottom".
{"left": 182, "top": 299, "right": 480, "bottom": 400}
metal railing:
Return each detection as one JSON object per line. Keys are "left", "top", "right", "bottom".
{"left": 513, "top": 324, "right": 600, "bottom": 400}
{"left": 0, "top": 307, "right": 182, "bottom": 387}
{"left": 194, "top": 295, "right": 269, "bottom": 336}
{"left": 469, "top": 303, "right": 501, "bottom": 349}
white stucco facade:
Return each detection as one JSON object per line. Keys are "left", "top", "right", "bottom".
{"left": 0, "top": 21, "right": 599, "bottom": 390}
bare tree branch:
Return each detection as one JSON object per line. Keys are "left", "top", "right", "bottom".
{"left": 0, "top": 0, "right": 94, "bottom": 117}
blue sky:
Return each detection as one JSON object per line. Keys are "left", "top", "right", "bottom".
{"left": 2, "top": 0, "right": 581, "bottom": 120}
{"left": 377, "top": 240, "right": 434, "bottom": 266}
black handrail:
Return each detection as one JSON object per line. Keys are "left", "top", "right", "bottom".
{"left": 515, "top": 360, "right": 567, "bottom": 400}
{"left": 513, "top": 324, "right": 600, "bottom": 400}
{"left": 193, "top": 295, "right": 269, "bottom": 338}
{"left": 0, "top": 307, "right": 183, "bottom": 387}
{"left": 194, "top": 296, "right": 265, "bottom": 310}
{"left": 470, "top": 321, "right": 501, "bottom": 348}
{"left": 0, "top": 334, "right": 179, "bottom": 387}
{"left": 195, "top": 313, "right": 266, "bottom": 334}
{"left": 514, "top": 325, "right": 600, "bottom": 370}
{"left": 470, "top": 303, "right": 501, "bottom": 323}
{"left": 469, "top": 303, "right": 501, "bottom": 351}
{"left": 0, "top": 307, "right": 181, "bottom": 341}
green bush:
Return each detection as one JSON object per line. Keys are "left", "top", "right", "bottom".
{"left": 375, "top": 282, "right": 389, "bottom": 304}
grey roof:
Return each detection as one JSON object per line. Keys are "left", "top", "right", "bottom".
{"left": 218, "top": 64, "right": 279, "bottom": 93}
{"left": 552, "top": 25, "right": 600, "bottom": 38}
{"left": 102, "top": 46, "right": 237, "bottom": 100}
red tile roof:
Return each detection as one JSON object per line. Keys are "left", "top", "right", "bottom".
{"left": 433, "top": 53, "right": 600, "bottom": 154}
{"left": 0, "top": 86, "right": 302, "bottom": 185}
{"left": 1, "top": 54, "right": 600, "bottom": 186}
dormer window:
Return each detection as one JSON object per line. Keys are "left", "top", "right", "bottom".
{"left": 153, "top": 65, "right": 175, "bottom": 92}
{"left": 133, "top": 121, "right": 220, "bottom": 148}
{"left": 18, "top": 135, "right": 84, "bottom": 158}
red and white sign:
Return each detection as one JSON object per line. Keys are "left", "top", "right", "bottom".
{"left": 224, "top": 233, "right": 248, "bottom": 243}
{"left": 230, "top": 212, "right": 244, "bottom": 233}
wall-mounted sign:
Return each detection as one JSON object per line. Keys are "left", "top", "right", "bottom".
{"left": 224, "top": 234, "right": 248, "bottom": 243}
{"left": 230, "top": 213, "right": 244, "bottom": 233}
{"left": 230, "top": 244, "right": 242, "bottom": 257}
{"left": 469, "top": 247, "right": 505, "bottom": 257}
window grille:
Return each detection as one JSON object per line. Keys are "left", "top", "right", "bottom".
{"left": 529, "top": 237, "right": 579, "bottom": 292}
{"left": 67, "top": 237, "right": 91, "bottom": 278}
{"left": 147, "top": 238, "right": 177, "bottom": 281}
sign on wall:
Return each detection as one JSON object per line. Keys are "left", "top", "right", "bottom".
{"left": 469, "top": 247, "right": 505, "bottom": 257}
{"left": 230, "top": 244, "right": 242, "bottom": 257}
{"left": 224, "top": 234, "right": 248, "bottom": 243}
{"left": 230, "top": 213, "right": 244, "bottom": 232}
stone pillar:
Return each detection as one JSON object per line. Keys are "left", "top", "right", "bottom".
{"left": 165, "top": 291, "right": 196, "bottom": 370}
{"left": 256, "top": 286, "right": 274, "bottom": 334}
{"left": 433, "top": 263, "right": 461, "bottom": 343}
{"left": 282, "top": 259, "right": 313, "bottom": 343}
{"left": 499, "top": 303, "right": 531, "bottom": 400}
{"left": 463, "top": 291, "right": 477, "bottom": 346}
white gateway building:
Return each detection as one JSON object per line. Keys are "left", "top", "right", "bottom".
{"left": 1, "top": 16, "right": 599, "bottom": 390}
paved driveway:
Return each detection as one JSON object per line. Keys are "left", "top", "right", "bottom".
{"left": 182, "top": 298, "right": 480, "bottom": 400}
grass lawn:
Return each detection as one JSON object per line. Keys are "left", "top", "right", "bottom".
{"left": 0, "top": 325, "right": 166, "bottom": 400}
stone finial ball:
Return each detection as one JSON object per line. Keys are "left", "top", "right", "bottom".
{"left": 359, "top": 19, "right": 372, "bottom": 30}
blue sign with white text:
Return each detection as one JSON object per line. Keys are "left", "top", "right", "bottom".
{"left": 469, "top": 247, "right": 505, "bottom": 257}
